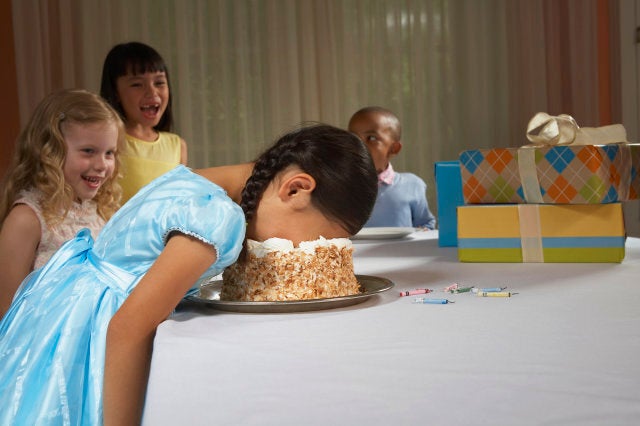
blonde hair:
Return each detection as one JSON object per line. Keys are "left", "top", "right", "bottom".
{"left": 0, "top": 89, "right": 125, "bottom": 228}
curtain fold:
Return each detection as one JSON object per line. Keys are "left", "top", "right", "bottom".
{"left": 11, "top": 0, "right": 606, "bottom": 215}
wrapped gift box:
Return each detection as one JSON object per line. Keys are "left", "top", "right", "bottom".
{"left": 457, "top": 203, "right": 625, "bottom": 263}
{"left": 435, "top": 161, "right": 464, "bottom": 247}
{"left": 459, "top": 144, "right": 640, "bottom": 204}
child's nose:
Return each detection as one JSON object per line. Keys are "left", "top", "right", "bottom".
{"left": 93, "top": 155, "right": 107, "bottom": 171}
{"left": 144, "top": 82, "right": 158, "bottom": 97}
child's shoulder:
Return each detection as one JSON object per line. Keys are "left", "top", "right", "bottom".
{"left": 395, "top": 171, "right": 426, "bottom": 185}
{"left": 6, "top": 191, "right": 45, "bottom": 232}
{"left": 157, "top": 132, "right": 183, "bottom": 149}
{"left": 14, "top": 188, "right": 44, "bottom": 207}
{"left": 158, "top": 131, "right": 182, "bottom": 140}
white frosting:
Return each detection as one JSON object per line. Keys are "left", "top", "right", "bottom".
{"left": 246, "top": 238, "right": 294, "bottom": 257}
{"left": 299, "top": 237, "right": 352, "bottom": 251}
{"left": 246, "top": 236, "right": 353, "bottom": 258}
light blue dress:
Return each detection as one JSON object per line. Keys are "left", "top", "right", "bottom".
{"left": 0, "top": 165, "right": 245, "bottom": 425}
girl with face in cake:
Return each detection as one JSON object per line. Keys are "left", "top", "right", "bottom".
{"left": 0, "top": 123, "right": 377, "bottom": 425}
{"left": 201, "top": 123, "right": 378, "bottom": 245}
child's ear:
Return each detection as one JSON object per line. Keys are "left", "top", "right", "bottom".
{"left": 390, "top": 141, "right": 403, "bottom": 157}
{"left": 277, "top": 173, "right": 316, "bottom": 205}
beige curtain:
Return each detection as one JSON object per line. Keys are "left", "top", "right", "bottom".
{"left": 11, "top": 0, "right": 605, "bottom": 215}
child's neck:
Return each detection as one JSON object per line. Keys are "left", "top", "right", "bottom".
{"left": 126, "top": 124, "right": 159, "bottom": 142}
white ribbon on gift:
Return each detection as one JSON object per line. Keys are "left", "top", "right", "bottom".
{"left": 518, "top": 204, "right": 543, "bottom": 262}
{"left": 518, "top": 112, "right": 629, "bottom": 203}
{"left": 525, "top": 112, "right": 628, "bottom": 146}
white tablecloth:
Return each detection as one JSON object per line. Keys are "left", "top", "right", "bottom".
{"left": 143, "top": 231, "right": 640, "bottom": 426}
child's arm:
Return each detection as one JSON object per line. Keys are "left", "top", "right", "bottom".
{"left": 103, "top": 233, "right": 217, "bottom": 425}
{"left": 179, "top": 137, "right": 188, "bottom": 165}
{"left": 0, "top": 205, "right": 40, "bottom": 317}
{"left": 195, "top": 163, "right": 254, "bottom": 204}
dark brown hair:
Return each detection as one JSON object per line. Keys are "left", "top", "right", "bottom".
{"left": 99, "top": 41, "right": 174, "bottom": 132}
{"left": 240, "top": 123, "right": 378, "bottom": 235}
{"left": 349, "top": 106, "right": 402, "bottom": 140}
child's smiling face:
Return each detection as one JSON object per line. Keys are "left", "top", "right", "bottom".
{"left": 62, "top": 121, "right": 118, "bottom": 202}
{"left": 116, "top": 70, "right": 169, "bottom": 130}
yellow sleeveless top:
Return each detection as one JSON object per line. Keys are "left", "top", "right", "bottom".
{"left": 119, "top": 132, "right": 182, "bottom": 203}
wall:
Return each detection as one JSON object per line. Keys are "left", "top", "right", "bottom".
{"left": 0, "top": 1, "right": 20, "bottom": 178}
{"left": 618, "top": 0, "right": 640, "bottom": 237}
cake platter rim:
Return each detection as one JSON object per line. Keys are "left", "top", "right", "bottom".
{"left": 351, "top": 227, "right": 415, "bottom": 240}
{"left": 187, "top": 274, "right": 394, "bottom": 313}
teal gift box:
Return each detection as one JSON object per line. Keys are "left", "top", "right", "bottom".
{"left": 435, "top": 161, "right": 464, "bottom": 247}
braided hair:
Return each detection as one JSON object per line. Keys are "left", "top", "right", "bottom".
{"left": 240, "top": 123, "right": 378, "bottom": 235}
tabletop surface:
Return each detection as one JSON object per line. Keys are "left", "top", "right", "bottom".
{"left": 143, "top": 231, "right": 640, "bottom": 426}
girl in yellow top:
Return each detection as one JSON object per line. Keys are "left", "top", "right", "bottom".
{"left": 100, "top": 41, "right": 188, "bottom": 202}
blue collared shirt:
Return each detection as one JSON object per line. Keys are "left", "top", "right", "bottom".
{"left": 364, "top": 165, "right": 436, "bottom": 229}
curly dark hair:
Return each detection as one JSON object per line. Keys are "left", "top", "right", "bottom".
{"left": 240, "top": 123, "right": 378, "bottom": 236}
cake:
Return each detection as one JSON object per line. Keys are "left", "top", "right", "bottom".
{"left": 220, "top": 237, "right": 361, "bottom": 301}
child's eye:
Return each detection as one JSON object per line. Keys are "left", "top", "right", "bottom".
{"left": 106, "top": 150, "right": 116, "bottom": 157}
{"left": 82, "top": 148, "right": 95, "bottom": 154}
{"left": 130, "top": 82, "right": 142, "bottom": 88}
{"left": 366, "top": 135, "right": 378, "bottom": 142}
{"left": 155, "top": 80, "right": 167, "bottom": 87}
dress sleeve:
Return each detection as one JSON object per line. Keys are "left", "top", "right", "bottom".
{"left": 161, "top": 186, "right": 246, "bottom": 275}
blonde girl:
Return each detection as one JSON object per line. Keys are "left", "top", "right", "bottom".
{"left": 0, "top": 89, "right": 124, "bottom": 317}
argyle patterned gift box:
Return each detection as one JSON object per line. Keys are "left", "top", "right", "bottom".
{"left": 459, "top": 144, "right": 640, "bottom": 204}
{"left": 457, "top": 203, "right": 625, "bottom": 263}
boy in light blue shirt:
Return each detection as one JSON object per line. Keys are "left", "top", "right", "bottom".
{"left": 348, "top": 106, "right": 436, "bottom": 229}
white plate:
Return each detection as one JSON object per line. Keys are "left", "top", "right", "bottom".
{"left": 187, "top": 275, "right": 394, "bottom": 313}
{"left": 351, "top": 227, "right": 415, "bottom": 240}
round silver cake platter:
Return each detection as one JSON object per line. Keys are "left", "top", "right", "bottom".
{"left": 187, "top": 274, "right": 394, "bottom": 313}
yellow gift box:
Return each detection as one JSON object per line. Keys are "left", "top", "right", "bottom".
{"left": 457, "top": 203, "right": 625, "bottom": 262}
